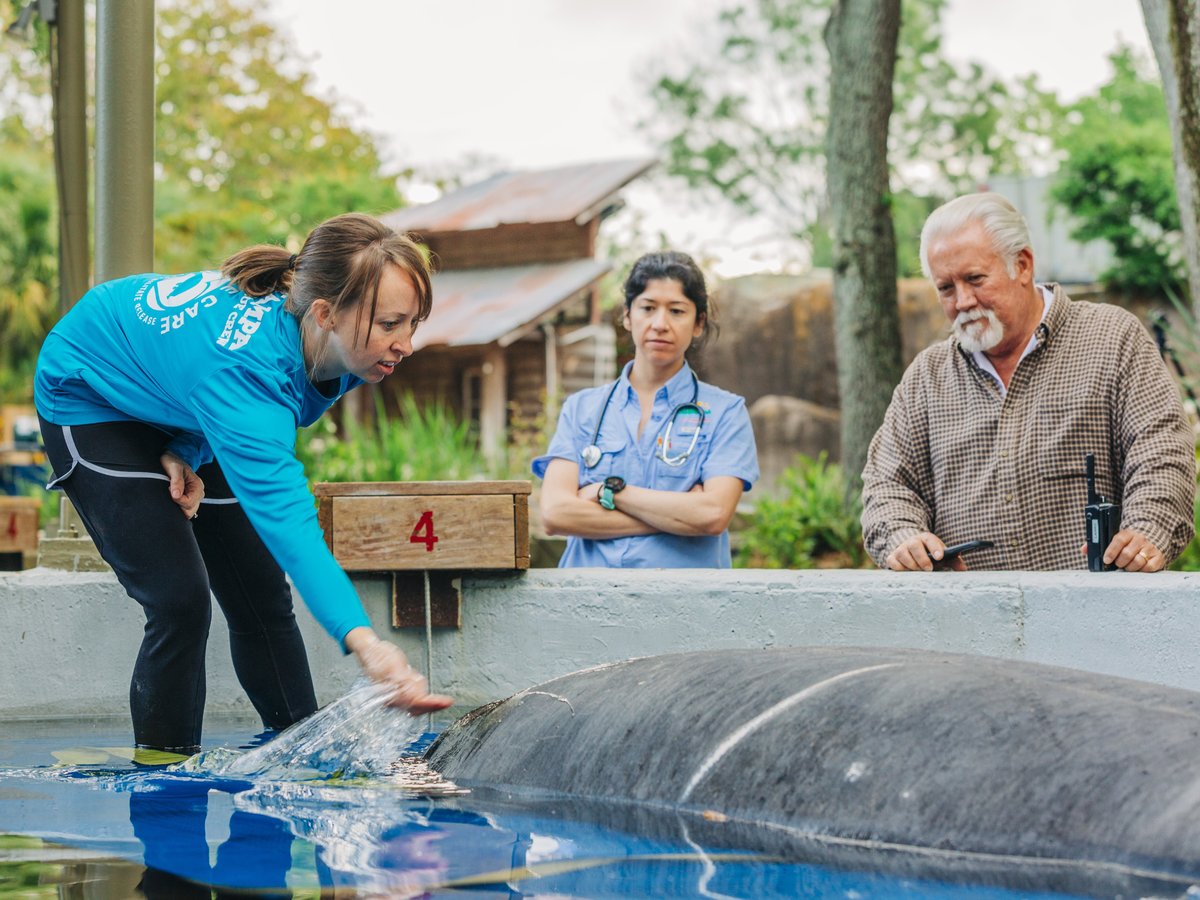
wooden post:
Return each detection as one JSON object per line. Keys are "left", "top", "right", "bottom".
{"left": 541, "top": 322, "right": 559, "bottom": 423}
{"left": 479, "top": 344, "right": 507, "bottom": 467}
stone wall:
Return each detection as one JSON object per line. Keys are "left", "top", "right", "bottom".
{"left": 3, "top": 568, "right": 1197, "bottom": 725}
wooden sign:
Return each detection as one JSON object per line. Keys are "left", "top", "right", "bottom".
{"left": 0, "top": 496, "right": 40, "bottom": 570}
{"left": 314, "top": 481, "right": 531, "bottom": 572}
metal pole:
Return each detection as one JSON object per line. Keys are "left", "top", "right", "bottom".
{"left": 424, "top": 570, "right": 433, "bottom": 735}
{"left": 60, "top": 0, "right": 154, "bottom": 542}
{"left": 50, "top": 0, "right": 90, "bottom": 540}
{"left": 95, "top": 0, "right": 155, "bottom": 283}
{"left": 54, "top": 0, "right": 88, "bottom": 310}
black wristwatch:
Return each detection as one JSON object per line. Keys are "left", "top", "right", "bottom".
{"left": 598, "top": 476, "right": 626, "bottom": 510}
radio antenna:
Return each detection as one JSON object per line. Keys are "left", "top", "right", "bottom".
{"left": 1085, "top": 453, "right": 1100, "bottom": 505}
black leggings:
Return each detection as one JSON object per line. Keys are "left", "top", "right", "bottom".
{"left": 39, "top": 417, "right": 318, "bottom": 752}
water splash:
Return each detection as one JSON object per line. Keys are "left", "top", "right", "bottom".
{"left": 193, "top": 679, "right": 424, "bottom": 781}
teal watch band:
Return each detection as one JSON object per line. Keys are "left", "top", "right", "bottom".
{"left": 598, "top": 476, "right": 625, "bottom": 511}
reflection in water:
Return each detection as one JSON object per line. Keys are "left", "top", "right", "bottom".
{"left": 129, "top": 778, "right": 294, "bottom": 899}
{"left": 0, "top": 696, "right": 1105, "bottom": 899}
{"left": 237, "top": 784, "right": 533, "bottom": 898}
{"left": 16, "top": 762, "right": 1088, "bottom": 900}
{"left": 125, "top": 680, "right": 485, "bottom": 897}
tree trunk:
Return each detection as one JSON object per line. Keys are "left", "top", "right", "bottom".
{"left": 1142, "top": 0, "right": 1200, "bottom": 313}
{"left": 824, "top": 0, "right": 904, "bottom": 505}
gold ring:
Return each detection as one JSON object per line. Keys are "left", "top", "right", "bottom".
{"left": 1136, "top": 550, "right": 1149, "bottom": 561}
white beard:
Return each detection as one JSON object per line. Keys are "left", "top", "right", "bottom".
{"left": 953, "top": 309, "right": 1004, "bottom": 353}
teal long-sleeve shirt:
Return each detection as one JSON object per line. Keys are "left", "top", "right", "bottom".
{"left": 34, "top": 271, "right": 371, "bottom": 646}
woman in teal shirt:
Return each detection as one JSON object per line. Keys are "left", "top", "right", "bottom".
{"left": 533, "top": 251, "right": 759, "bottom": 567}
{"left": 35, "top": 213, "right": 451, "bottom": 752}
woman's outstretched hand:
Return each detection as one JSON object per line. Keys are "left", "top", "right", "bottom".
{"left": 344, "top": 627, "right": 454, "bottom": 714}
{"left": 160, "top": 452, "right": 204, "bottom": 519}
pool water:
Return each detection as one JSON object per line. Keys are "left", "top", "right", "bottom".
{"left": 0, "top": 717, "right": 1176, "bottom": 899}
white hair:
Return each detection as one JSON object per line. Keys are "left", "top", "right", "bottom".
{"left": 919, "top": 192, "right": 1033, "bottom": 279}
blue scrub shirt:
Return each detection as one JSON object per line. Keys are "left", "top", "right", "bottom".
{"left": 532, "top": 361, "right": 759, "bottom": 568}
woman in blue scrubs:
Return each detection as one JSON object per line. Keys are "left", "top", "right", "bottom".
{"left": 533, "top": 251, "right": 758, "bottom": 567}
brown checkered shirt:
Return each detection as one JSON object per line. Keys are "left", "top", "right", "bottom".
{"left": 861, "top": 285, "right": 1196, "bottom": 569}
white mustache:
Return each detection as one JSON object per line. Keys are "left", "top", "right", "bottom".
{"left": 955, "top": 309, "right": 992, "bottom": 327}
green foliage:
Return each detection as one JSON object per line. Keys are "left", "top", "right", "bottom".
{"left": 1145, "top": 297, "right": 1200, "bottom": 571}
{"left": 0, "top": 0, "right": 408, "bottom": 400}
{"left": 1169, "top": 489, "right": 1200, "bottom": 571}
{"left": 641, "top": 0, "right": 829, "bottom": 232}
{"left": 297, "top": 393, "right": 491, "bottom": 484}
{"left": 888, "top": 5, "right": 1062, "bottom": 192}
{"left": 889, "top": 190, "right": 941, "bottom": 278}
{"left": 734, "top": 453, "right": 869, "bottom": 568}
{"left": 152, "top": 0, "right": 404, "bottom": 270}
{"left": 1167, "top": 438, "right": 1200, "bottom": 572}
{"left": 0, "top": 0, "right": 52, "bottom": 141}
{"left": 0, "top": 2, "right": 58, "bottom": 404}
{"left": 1050, "top": 46, "right": 1183, "bottom": 299}
{"left": 638, "top": 0, "right": 1063, "bottom": 264}
{"left": 0, "top": 144, "right": 57, "bottom": 401}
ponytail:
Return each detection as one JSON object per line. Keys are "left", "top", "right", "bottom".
{"left": 221, "top": 245, "right": 295, "bottom": 298}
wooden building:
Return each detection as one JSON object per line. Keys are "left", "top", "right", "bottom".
{"left": 371, "top": 157, "right": 655, "bottom": 462}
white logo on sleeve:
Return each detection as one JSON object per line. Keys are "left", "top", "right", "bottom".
{"left": 133, "top": 271, "right": 236, "bottom": 336}
{"left": 145, "top": 272, "right": 222, "bottom": 310}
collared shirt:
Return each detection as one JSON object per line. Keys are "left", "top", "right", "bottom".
{"left": 860, "top": 284, "right": 1195, "bottom": 570}
{"left": 972, "top": 285, "right": 1054, "bottom": 397}
{"left": 532, "top": 360, "right": 759, "bottom": 568}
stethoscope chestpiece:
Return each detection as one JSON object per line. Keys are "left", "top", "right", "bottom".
{"left": 581, "top": 444, "right": 602, "bottom": 469}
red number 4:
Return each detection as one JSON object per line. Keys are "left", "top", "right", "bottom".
{"left": 409, "top": 510, "right": 439, "bottom": 552}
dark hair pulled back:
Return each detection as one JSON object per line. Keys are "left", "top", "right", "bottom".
{"left": 221, "top": 213, "right": 434, "bottom": 348}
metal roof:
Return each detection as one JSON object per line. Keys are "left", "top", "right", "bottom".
{"left": 413, "top": 258, "right": 611, "bottom": 350}
{"left": 382, "top": 157, "right": 656, "bottom": 234}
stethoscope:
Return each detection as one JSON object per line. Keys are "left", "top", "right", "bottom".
{"left": 581, "top": 372, "right": 705, "bottom": 468}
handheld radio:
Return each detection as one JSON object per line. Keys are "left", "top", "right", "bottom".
{"left": 1084, "top": 453, "right": 1120, "bottom": 572}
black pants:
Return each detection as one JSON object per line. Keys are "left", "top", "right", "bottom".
{"left": 39, "top": 418, "right": 318, "bottom": 752}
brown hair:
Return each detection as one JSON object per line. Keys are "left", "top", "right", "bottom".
{"left": 221, "top": 213, "right": 434, "bottom": 351}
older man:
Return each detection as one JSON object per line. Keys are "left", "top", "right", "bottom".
{"left": 861, "top": 192, "right": 1195, "bottom": 572}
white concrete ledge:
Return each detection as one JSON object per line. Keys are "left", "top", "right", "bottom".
{"left": 2, "top": 567, "right": 1198, "bottom": 724}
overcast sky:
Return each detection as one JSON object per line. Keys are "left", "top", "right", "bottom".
{"left": 266, "top": 0, "right": 1154, "bottom": 274}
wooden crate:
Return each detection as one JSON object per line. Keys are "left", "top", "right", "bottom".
{"left": 0, "top": 496, "right": 40, "bottom": 570}
{"left": 313, "top": 481, "right": 531, "bottom": 572}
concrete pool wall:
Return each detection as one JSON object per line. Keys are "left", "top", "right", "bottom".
{"left": 2, "top": 567, "right": 1199, "bottom": 721}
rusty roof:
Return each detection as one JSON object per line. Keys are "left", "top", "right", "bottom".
{"left": 382, "top": 157, "right": 656, "bottom": 234}
{"left": 413, "top": 258, "right": 611, "bottom": 350}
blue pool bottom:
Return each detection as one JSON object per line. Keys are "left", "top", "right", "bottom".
{"left": 0, "top": 717, "right": 1098, "bottom": 899}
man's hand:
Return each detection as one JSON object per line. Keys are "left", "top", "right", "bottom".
{"left": 344, "top": 627, "right": 453, "bottom": 714}
{"left": 886, "top": 532, "right": 967, "bottom": 572}
{"left": 1079, "top": 529, "right": 1165, "bottom": 572}
{"left": 160, "top": 452, "right": 204, "bottom": 519}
